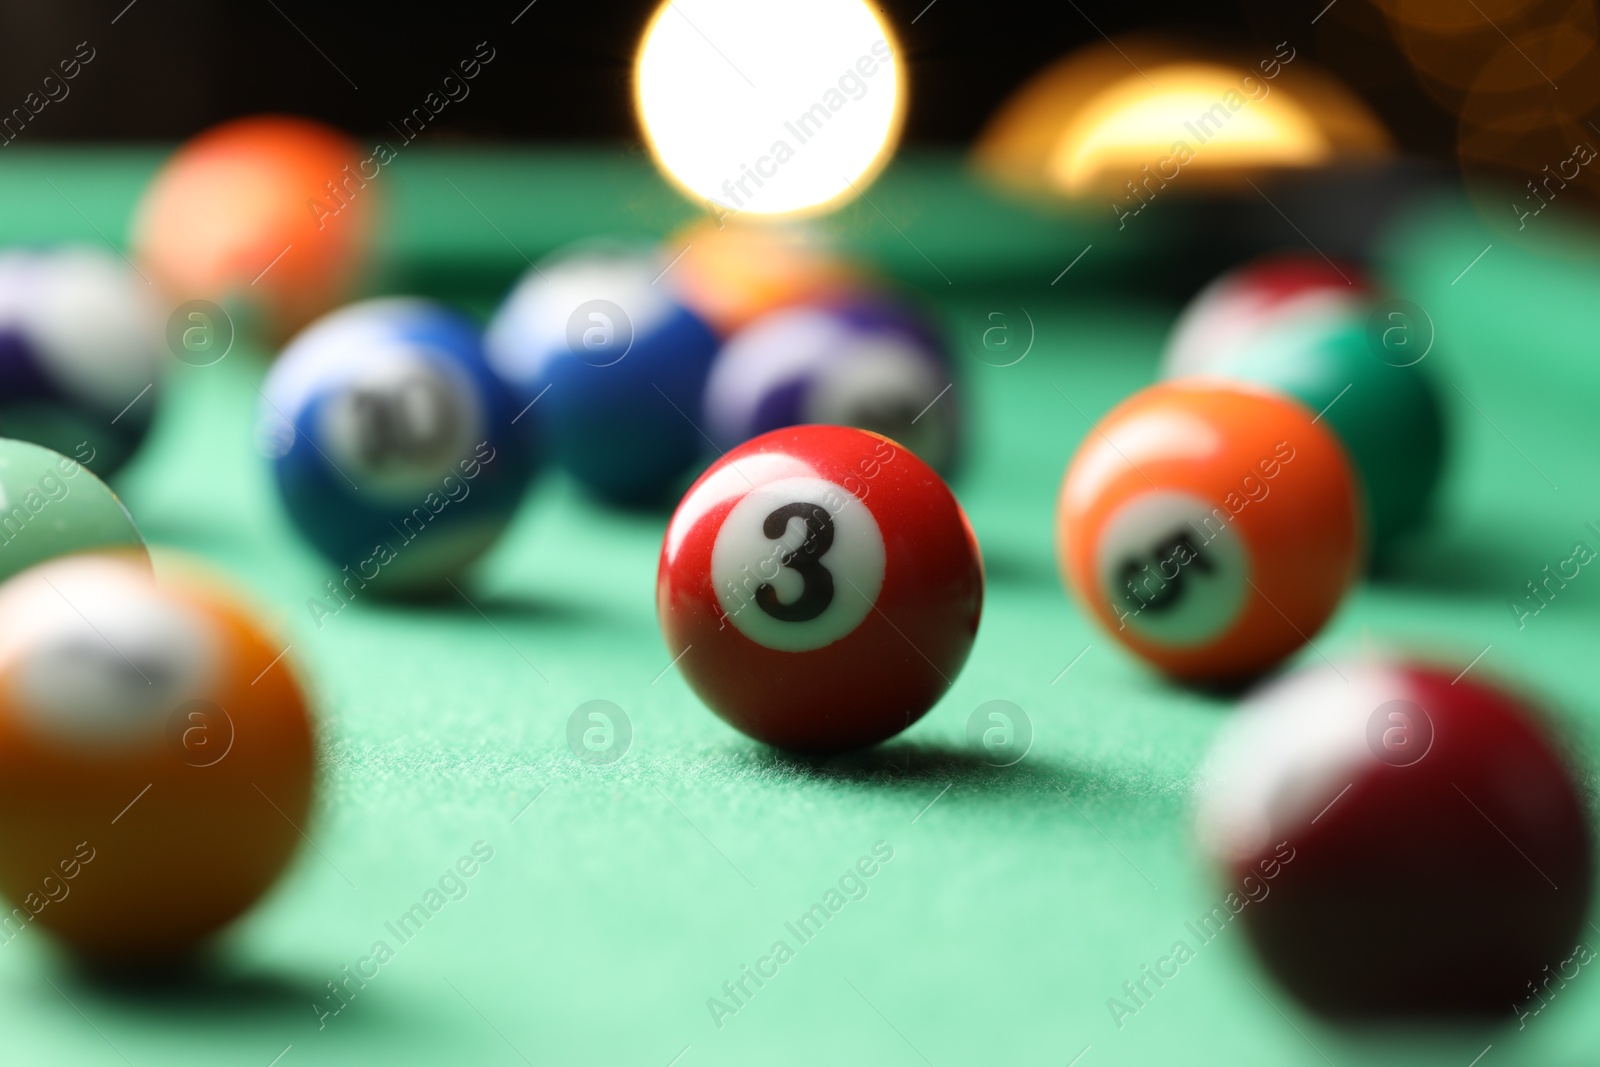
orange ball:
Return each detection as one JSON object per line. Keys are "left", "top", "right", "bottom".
{"left": 132, "top": 115, "right": 375, "bottom": 344}
{"left": 1057, "top": 383, "right": 1362, "bottom": 683}
{"left": 665, "top": 219, "right": 857, "bottom": 336}
{"left": 0, "top": 554, "right": 315, "bottom": 959}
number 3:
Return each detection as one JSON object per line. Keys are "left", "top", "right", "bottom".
{"left": 756, "top": 502, "right": 835, "bottom": 623}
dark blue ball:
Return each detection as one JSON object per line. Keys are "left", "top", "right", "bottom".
{"left": 486, "top": 244, "right": 720, "bottom": 506}
{"left": 261, "top": 298, "right": 533, "bottom": 594}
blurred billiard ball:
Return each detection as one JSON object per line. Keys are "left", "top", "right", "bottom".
{"left": 664, "top": 220, "right": 857, "bottom": 338}
{"left": 485, "top": 241, "right": 719, "bottom": 506}
{"left": 260, "top": 298, "right": 531, "bottom": 594}
{"left": 703, "top": 294, "right": 960, "bottom": 475}
{"left": 1188, "top": 310, "right": 1446, "bottom": 554}
{"left": 1056, "top": 382, "right": 1361, "bottom": 683}
{"left": 0, "top": 247, "right": 162, "bottom": 477}
{"left": 0, "top": 554, "right": 314, "bottom": 960}
{"left": 1196, "top": 660, "right": 1593, "bottom": 1016}
{"left": 132, "top": 115, "right": 375, "bottom": 344}
{"left": 658, "top": 424, "right": 983, "bottom": 751}
{"left": 1162, "top": 253, "right": 1372, "bottom": 379}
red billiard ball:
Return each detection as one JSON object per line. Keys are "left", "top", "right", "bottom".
{"left": 657, "top": 425, "right": 983, "bottom": 752}
{"left": 1056, "top": 382, "right": 1362, "bottom": 683}
{"left": 1162, "top": 253, "right": 1372, "bottom": 379}
{"left": 1196, "top": 660, "right": 1594, "bottom": 1016}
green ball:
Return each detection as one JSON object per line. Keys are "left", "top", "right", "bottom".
{"left": 1201, "top": 312, "right": 1445, "bottom": 553}
{"left": 0, "top": 438, "right": 147, "bottom": 583}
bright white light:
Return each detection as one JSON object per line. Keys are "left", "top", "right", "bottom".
{"left": 635, "top": 0, "right": 905, "bottom": 217}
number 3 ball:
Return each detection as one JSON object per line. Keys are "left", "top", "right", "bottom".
{"left": 658, "top": 425, "right": 983, "bottom": 752}
{"left": 261, "top": 298, "right": 531, "bottom": 594}
{"left": 0, "top": 554, "right": 314, "bottom": 958}
{"left": 1056, "top": 383, "right": 1361, "bottom": 683}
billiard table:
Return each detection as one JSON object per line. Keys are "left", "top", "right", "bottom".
{"left": 0, "top": 145, "right": 1595, "bottom": 1067}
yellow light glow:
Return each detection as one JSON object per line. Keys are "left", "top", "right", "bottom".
{"left": 634, "top": 0, "right": 905, "bottom": 218}
{"left": 1048, "top": 64, "right": 1332, "bottom": 194}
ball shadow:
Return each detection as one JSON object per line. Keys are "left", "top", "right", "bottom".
{"left": 1272, "top": 994, "right": 1518, "bottom": 1059}
{"left": 50, "top": 948, "right": 374, "bottom": 1027}
{"left": 1370, "top": 523, "right": 1600, "bottom": 607}
{"left": 1308, "top": 1002, "right": 1520, "bottom": 1031}
{"left": 1174, "top": 673, "right": 1264, "bottom": 703}
{"left": 1073, "top": 650, "right": 1255, "bottom": 705}
{"left": 353, "top": 583, "right": 619, "bottom": 630}
{"left": 979, "top": 546, "right": 1060, "bottom": 588}
{"left": 761, "top": 739, "right": 1163, "bottom": 804}
{"left": 578, "top": 488, "right": 680, "bottom": 518}
{"left": 556, "top": 464, "right": 696, "bottom": 518}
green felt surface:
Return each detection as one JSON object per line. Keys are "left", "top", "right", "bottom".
{"left": 0, "top": 151, "right": 1597, "bottom": 1066}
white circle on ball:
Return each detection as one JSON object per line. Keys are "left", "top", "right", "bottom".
{"left": 704, "top": 308, "right": 846, "bottom": 444}
{"left": 711, "top": 475, "right": 885, "bottom": 652}
{"left": 1094, "top": 490, "right": 1250, "bottom": 647}
{"left": 1164, "top": 279, "right": 1363, "bottom": 379}
{"left": 1196, "top": 662, "right": 1401, "bottom": 865}
{"left": 8, "top": 581, "right": 218, "bottom": 748}
{"left": 316, "top": 343, "right": 482, "bottom": 500}
{"left": 27, "top": 247, "right": 163, "bottom": 410}
{"left": 804, "top": 336, "right": 952, "bottom": 468}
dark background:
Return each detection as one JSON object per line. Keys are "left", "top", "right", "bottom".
{"left": 0, "top": 1, "right": 1452, "bottom": 153}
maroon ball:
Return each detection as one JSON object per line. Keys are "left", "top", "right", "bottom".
{"left": 1196, "top": 660, "right": 1594, "bottom": 1016}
